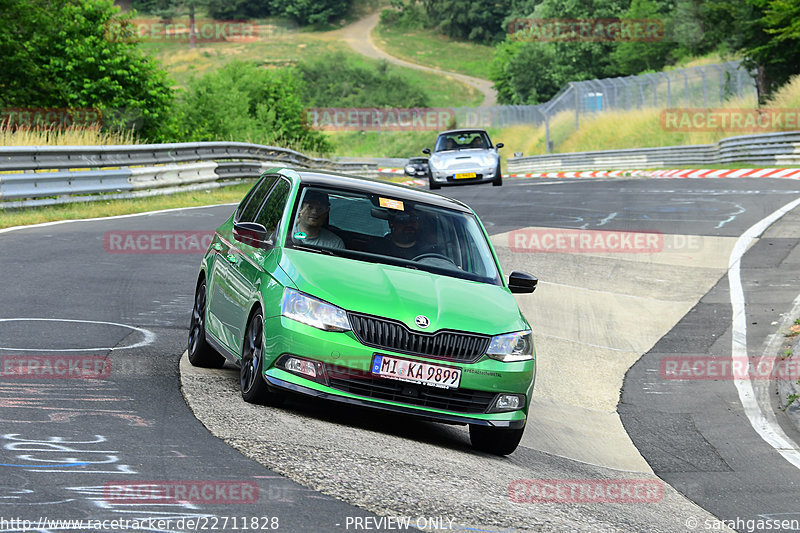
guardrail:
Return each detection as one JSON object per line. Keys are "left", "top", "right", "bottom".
{"left": 507, "top": 130, "right": 800, "bottom": 173}
{"left": 0, "top": 142, "right": 377, "bottom": 208}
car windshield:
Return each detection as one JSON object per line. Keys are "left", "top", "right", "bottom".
{"left": 434, "top": 131, "right": 491, "bottom": 152}
{"left": 286, "top": 186, "right": 502, "bottom": 285}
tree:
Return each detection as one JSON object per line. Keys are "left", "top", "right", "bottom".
{"left": 205, "top": 0, "right": 273, "bottom": 21}
{"left": 490, "top": 0, "right": 632, "bottom": 104}
{"left": 700, "top": 0, "right": 800, "bottom": 103}
{"left": 609, "top": 0, "right": 678, "bottom": 75}
{"left": 764, "top": 0, "right": 800, "bottom": 41}
{"left": 421, "top": 0, "right": 512, "bottom": 44}
{"left": 0, "top": 0, "right": 173, "bottom": 138}
{"left": 270, "top": 0, "right": 352, "bottom": 25}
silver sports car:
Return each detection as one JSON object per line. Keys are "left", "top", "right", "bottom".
{"left": 422, "top": 129, "right": 504, "bottom": 189}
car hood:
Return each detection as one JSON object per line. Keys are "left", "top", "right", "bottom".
{"left": 279, "top": 249, "right": 527, "bottom": 335}
{"left": 430, "top": 149, "right": 497, "bottom": 170}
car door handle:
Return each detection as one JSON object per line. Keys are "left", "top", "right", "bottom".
{"left": 211, "top": 243, "right": 222, "bottom": 252}
{"left": 225, "top": 254, "right": 238, "bottom": 264}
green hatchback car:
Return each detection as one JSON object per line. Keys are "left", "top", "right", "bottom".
{"left": 188, "top": 168, "right": 538, "bottom": 455}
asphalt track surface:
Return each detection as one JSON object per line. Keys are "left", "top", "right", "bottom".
{"left": 2, "top": 177, "right": 800, "bottom": 532}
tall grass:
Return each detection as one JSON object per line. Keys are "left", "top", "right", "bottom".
{"left": 0, "top": 126, "right": 139, "bottom": 146}
{"left": 501, "top": 73, "right": 800, "bottom": 157}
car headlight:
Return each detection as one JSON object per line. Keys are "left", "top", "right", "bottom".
{"left": 281, "top": 288, "right": 351, "bottom": 332}
{"left": 486, "top": 330, "right": 533, "bottom": 362}
{"left": 428, "top": 156, "right": 440, "bottom": 170}
{"left": 405, "top": 165, "right": 415, "bottom": 174}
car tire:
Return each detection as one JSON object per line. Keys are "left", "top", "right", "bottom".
{"left": 187, "top": 279, "right": 225, "bottom": 368}
{"left": 469, "top": 424, "right": 525, "bottom": 455}
{"left": 240, "top": 310, "right": 283, "bottom": 406}
{"left": 492, "top": 163, "right": 503, "bottom": 187}
{"left": 428, "top": 170, "right": 441, "bottom": 190}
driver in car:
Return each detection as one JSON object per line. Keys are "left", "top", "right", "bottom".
{"left": 370, "top": 208, "right": 439, "bottom": 260}
{"left": 292, "top": 190, "right": 345, "bottom": 250}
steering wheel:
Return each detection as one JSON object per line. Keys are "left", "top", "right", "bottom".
{"left": 411, "top": 253, "right": 457, "bottom": 266}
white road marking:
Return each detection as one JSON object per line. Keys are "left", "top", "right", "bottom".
{"left": 0, "top": 203, "right": 238, "bottom": 235}
{"left": 715, "top": 203, "right": 746, "bottom": 229}
{"left": 729, "top": 196, "right": 800, "bottom": 470}
{"left": 597, "top": 212, "right": 618, "bottom": 226}
{"left": 0, "top": 318, "right": 155, "bottom": 352}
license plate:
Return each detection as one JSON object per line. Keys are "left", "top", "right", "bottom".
{"left": 454, "top": 172, "right": 477, "bottom": 179}
{"left": 372, "top": 355, "right": 461, "bottom": 389}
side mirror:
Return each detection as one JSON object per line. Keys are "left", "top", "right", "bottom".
{"left": 422, "top": 148, "right": 431, "bottom": 155}
{"left": 508, "top": 271, "right": 537, "bottom": 293}
{"left": 495, "top": 142, "right": 504, "bottom": 149}
{"left": 234, "top": 222, "right": 272, "bottom": 249}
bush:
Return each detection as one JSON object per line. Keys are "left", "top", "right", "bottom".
{"left": 380, "top": 1, "right": 426, "bottom": 29}
{"left": 166, "top": 61, "right": 331, "bottom": 153}
{"left": 293, "top": 53, "right": 429, "bottom": 108}
{"left": 206, "top": 0, "right": 352, "bottom": 25}
{"left": 206, "top": 0, "right": 275, "bottom": 19}
{"left": 271, "top": 0, "right": 352, "bottom": 25}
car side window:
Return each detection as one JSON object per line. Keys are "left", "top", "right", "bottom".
{"left": 236, "top": 176, "right": 278, "bottom": 223}
{"left": 254, "top": 178, "right": 291, "bottom": 235}
{"left": 329, "top": 196, "right": 389, "bottom": 237}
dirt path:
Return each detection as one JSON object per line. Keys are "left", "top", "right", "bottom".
{"left": 335, "top": 12, "right": 497, "bottom": 106}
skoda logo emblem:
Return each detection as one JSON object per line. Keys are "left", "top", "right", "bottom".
{"left": 414, "top": 315, "right": 430, "bottom": 329}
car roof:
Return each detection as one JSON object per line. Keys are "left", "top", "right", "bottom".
{"left": 436, "top": 129, "right": 489, "bottom": 136}
{"left": 276, "top": 169, "right": 473, "bottom": 213}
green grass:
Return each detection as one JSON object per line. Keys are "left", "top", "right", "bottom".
{"left": 326, "top": 131, "right": 436, "bottom": 159}
{"left": 0, "top": 184, "right": 252, "bottom": 230}
{"left": 373, "top": 23, "right": 495, "bottom": 80}
{"left": 0, "top": 175, "right": 414, "bottom": 230}
{"left": 141, "top": 20, "right": 481, "bottom": 107}
{"left": 340, "top": 51, "right": 483, "bottom": 108}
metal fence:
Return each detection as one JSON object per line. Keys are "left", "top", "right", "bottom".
{"left": 507, "top": 130, "right": 800, "bottom": 173}
{"left": 450, "top": 61, "right": 757, "bottom": 152}
{"left": 0, "top": 142, "right": 378, "bottom": 208}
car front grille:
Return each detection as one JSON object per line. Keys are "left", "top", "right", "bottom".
{"left": 326, "top": 365, "right": 495, "bottom": 414}
{"left": 347, "top": 312, "right": 490, "bottom": 364}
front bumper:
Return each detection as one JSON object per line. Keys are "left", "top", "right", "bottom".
{"left": 262, "top": 316, "right": 535, "bottom": 427}
{"left": 265, "top": 375, "right": 525, "bottom": 428}
{"left": 405, "top": 169, "right": 429, "bottom": 177}
{"left": 429, "top": 166, "right": 498, "bottom": 185}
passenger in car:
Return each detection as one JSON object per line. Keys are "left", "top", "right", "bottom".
{"left": 292, "top": 190, "right": 345, "bottom": 249}
{"left": 370, "top": 208, "right": 440, "bottom": 260}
